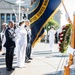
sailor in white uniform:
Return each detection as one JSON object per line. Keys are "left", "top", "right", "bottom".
{"left": 15, "top": 20, "right": 27, "bottom": 68}
{"left": 1, "top": 23, "right": 8, "bottom": 55}
{"left": 48, "top": 26, "right": 56, "bottom": 52}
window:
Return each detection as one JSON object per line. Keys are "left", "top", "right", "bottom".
{"left": 12, "top": 14, "right": 16, "bottom": 22}
{"left": 1, "top": 14, "right": 5, "bottom": 20}
{"left": 1, "top": 14, "right": 5, "bottom": 30}
{"left": 6, "top": 14, "right": 10, "bottom": 23}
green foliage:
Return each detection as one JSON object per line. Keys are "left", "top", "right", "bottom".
{"left": 59, "top": 24, "right": 71, "bottom": 53}
{"left": 45, "top": 18, "right": 59, "bottom": 31}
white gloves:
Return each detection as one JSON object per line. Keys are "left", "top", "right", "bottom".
{"left": 65, "top": 13, "right": 69, "bottom": 20}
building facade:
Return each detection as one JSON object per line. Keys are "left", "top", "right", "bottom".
{"left": 0, "top": 0, "right": 61, "bottom": 31}
{"left": 0, "top": 0, "right": 32, "bottom": 31}
{"left": 0, "top": 0, "right": 18, "bottom": 31}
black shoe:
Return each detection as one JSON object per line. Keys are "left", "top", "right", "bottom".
{"left": 29, "top": 58, "right": 33, "bottom": 60}
{"left": 6, "top": 68, "right": 15, "bottom": 71}
{"left": 6, "top": 68, "right": 12, "bottom": 71}
{"left": 13, "top": 54, "right": 15, "bottom": 56}
{"left": 11, "top": 68, "right": 15, "bottom": 70}
{"left": 25, "top": 60, "right": 31, "bottom": 63}
{"left": 2, "top": 53, "right": 6, "bottom": 55}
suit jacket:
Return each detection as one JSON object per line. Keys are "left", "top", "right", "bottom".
{"left": 0, "top": 33, "right": 2, "bottom": 50}
{"left": 4, "top": 27, "right": 15, "bottom": 48}
{"left": 25, "top": 26, "right": 32, "bottom": 43}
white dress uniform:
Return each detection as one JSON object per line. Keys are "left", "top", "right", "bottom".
{"left": 15, "top": 24, "right": 27, "bottom": 67}
{"left": 1, "top": 29, "right": 6, "bottom": 53}
{"left": 48, "top": 29, "right": 56, "bottom": 51}
{"left": 14, "top": 27, "right": 20, "bottom": 55}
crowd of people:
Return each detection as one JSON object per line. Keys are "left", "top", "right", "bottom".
{"left": 0, "top": 18, "right": 63, "bottom": 72}
{"left": 0, "top": 19, "right": 32, "bottom": 71}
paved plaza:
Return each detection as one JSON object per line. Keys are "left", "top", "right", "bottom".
{"left": 0, "top": 42, "right": 69, "bottom": 75}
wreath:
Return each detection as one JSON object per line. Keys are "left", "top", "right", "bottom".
{"left": 59, "top": 24, "right": 71, "bottom": 53}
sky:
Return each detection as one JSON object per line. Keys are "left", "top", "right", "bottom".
{"left": 60, "top": 0, "right": 75, "bottom": 26}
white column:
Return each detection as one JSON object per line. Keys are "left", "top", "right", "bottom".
{"left": 5, "top": 13, "right": 6, "bottom": 23}
{"left": 25, "top": 12, "right": 28, "bottom": 19}
{"left": 16, "top": 14, "right": 18, "bottom": 22}
{"left": 17, "top": 14, "right": 19, "bottom": 22}
{"left": 10, "top": 13, "right": 12, "bottom": 21}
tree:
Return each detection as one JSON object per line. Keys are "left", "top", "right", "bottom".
{"left": 45, "top": 18, "right": 59, "bottom": 31}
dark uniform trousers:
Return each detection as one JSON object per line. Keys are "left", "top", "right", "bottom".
{"left": 4, "top": 27, "right": 15, "bottom": 69}
{"left": 25, "top": 29, "right": 32, "bottom": 60}
{"left": 26, "top": 43, "right": 31, "bottom": 59}
{"left": 6, "top": 47, "right": 14, "bottom": 68}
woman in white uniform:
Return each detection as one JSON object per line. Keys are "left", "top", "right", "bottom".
{"left": 48, "top": 26, "right": 56, "bottom": 52}
{"left": 1, "top": 23, "right": 7, "bottom": 55}
{"left": 15, "top": 20, "right": 27, "bottom": 68}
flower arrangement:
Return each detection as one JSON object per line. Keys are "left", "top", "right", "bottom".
{"left": 59, "top": 24, "right": 71, "bottom": 53}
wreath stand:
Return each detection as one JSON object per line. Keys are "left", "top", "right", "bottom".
{"left": 61, "top": 0, "right": 75, "bottom": 75}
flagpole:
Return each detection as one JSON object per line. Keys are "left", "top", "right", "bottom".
{"left": 61, "top": 0, "right": 67, "bottom": 13}
{"left": 61, "top": 0, "right": 75, "bottom": 75}
{"left": 61, "top": 0, "right": 73, "bottom": 25}
{"left": 19, "top": 0, "right": 21, "bottom": 22}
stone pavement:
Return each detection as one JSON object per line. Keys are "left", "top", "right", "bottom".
{"left": 0, "top": 42, "right": 69, "bottom": 75}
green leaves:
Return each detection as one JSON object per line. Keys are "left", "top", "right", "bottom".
{"left": 45, "top": 18, "right": 59, "bottom": 31}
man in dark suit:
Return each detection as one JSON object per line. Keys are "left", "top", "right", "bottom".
{"left": 4, "top": 21, "right": 15, "bottom": 71}
{"left": 25, "top": 19, "right": 32, "bottom": 63}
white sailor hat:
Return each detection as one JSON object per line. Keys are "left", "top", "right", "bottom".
{"left": 25, "top": 19, "right": 30, "bottom": 22}
{"left": 51, "top": 26, "right": 55, "bottom": 28}
{"left": 2, "top": 23, "right": 8, "bottom": 26}
{"left": 19, "top": 19, "right": 25, "bottom": 25}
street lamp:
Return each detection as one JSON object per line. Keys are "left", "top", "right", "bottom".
{"left": 16, "top": 0, "right": 24, "bottom": 22}
{"left": 16, "top": 0, "right": 31, "bottom": 21}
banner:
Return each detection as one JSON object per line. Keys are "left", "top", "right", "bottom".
{"left": 29, "top": 0, "right": 62, "bottom": 47}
